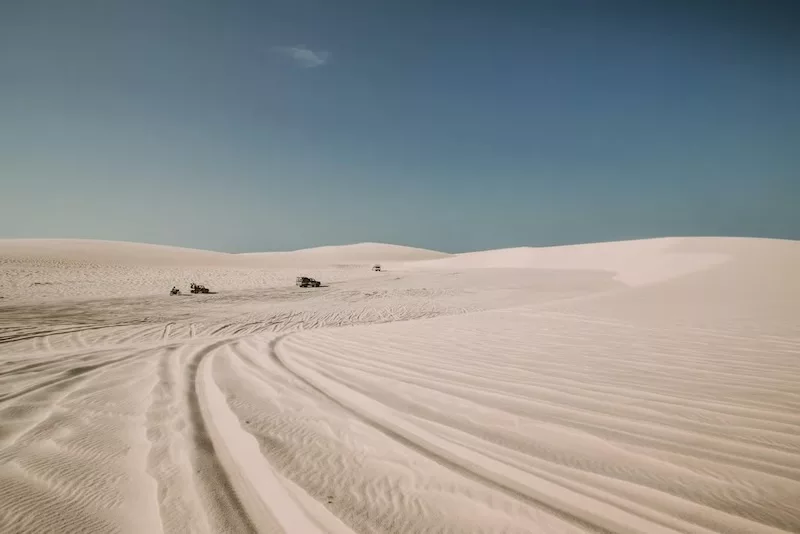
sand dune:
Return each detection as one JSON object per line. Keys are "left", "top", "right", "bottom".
{"left": 0, "top": 239, "right": 446, "bottom": 266}
{"left": 0, "top": 239, "right": 231, "bottom": 266}
{"left": 1, "top": 236, "right": 798, "bottom": 533}
{"left": 403, "top": 237, "right": 746, "bottom": 286}
{"left": 239, "top": 242, "right": 450, "bottom": 266}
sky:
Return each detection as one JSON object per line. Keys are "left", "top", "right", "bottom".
{"left": 1, "top": 0, "right": 798, "bottom": 253}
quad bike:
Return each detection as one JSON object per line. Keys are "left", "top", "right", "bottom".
{"left": 170, "top": 287, "right": 181, "bottom": 296}
{"left": 296, "top": 276, "right": 321, "bottom": 288}
{"left": 190, "top": 283, "right": 210, "bottom": 294}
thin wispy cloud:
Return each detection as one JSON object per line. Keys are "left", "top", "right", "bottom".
{"left": 275, "top": 45, "right": 330, "bottom": 68}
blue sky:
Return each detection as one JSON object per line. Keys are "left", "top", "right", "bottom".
{"left": 1, "top": 1, "right": 798, "bottom": 253}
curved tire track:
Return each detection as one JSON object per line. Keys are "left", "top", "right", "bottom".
{"left": 197, "top": 342, "right": 345, "bottom": 534}
{"left": 267, "top": 333, "right": 620, "bottom": 534}
{"left": 180, "top": 339, "right": 259, "bottom": 534}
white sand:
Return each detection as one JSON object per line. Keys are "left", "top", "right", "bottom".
{"left": 0, "top": 237, "right": 798, "bottom": 533}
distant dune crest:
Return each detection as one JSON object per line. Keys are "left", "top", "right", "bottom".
{"left": 0, "top": 239, "right": 448, "bottom": 267}
{"left": 402, "top": 237, "right": 739, "bottom": 286}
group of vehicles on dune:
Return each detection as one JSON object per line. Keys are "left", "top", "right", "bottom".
{"left": 170, "top": 264, "right": 383, "bottom": 296}
{"left": 169, "top": 283, "right": 210, "bottom": 296}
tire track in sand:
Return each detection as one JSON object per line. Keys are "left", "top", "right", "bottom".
{"left": 145, "top": 343, "right": 211, "bottom": 534}
{"left": 145, "top": 338, "right": 258, "bottom": 534}
{"left": 272, "top": 325, "right": 799, "bottom": 534}
{"left": 196, "top": 341, "right": 353, "bottom": 534}
{"left": 267, "top": 333, "right": 619, "bottom": 534}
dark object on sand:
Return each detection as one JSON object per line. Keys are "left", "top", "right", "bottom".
{"left": 190, "top": 283, "right": 210, "bottom": 294}
{"left": 296, "top": 276, "right": 321, "bottom": 288}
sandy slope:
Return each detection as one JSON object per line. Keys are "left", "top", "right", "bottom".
{"left": 0, "top": 237, "right": 798, "bottom": 533}
{"left": 0, "top": 239, "right": 232, "bottom": 266}
{"left": 0, "top": 239, "right": 446, "bottom": 267}
{"left": 0, "top": 240, "right": 447, "bottom": 301}
{"left": 402, "top": 237, "right": 738, "bottom": 286}
{"left": 239, "top": 242, "right": 451, "bottom": 266}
